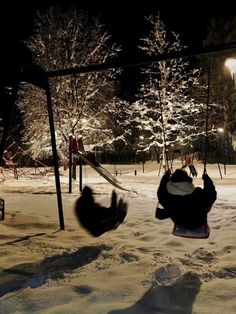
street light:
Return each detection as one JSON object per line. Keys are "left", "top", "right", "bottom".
{"left": 225, "top": 58, "right": 236, "bottom": 86}
{"left": 217, "top": 127, "right": 224, "bottom": 134}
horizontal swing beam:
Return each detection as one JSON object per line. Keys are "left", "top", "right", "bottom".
{"left": 47, "top": 42, "right": 236, "bottom": 78}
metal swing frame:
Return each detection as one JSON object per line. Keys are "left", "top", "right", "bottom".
{"left": 1, "top": 43, "right": 235, "bottom": 230}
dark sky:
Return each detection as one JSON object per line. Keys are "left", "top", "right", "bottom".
{"left": 0, "top": 1, "right": 234, "bottom": 84}
{"left": 2, "top": 2, "right": 234, "bottom": 50}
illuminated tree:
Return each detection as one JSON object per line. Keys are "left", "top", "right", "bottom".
{"left": 17, "top": 7, "right": 120, "bottom": 165}
{"left": 133, "top": 15, "right": 204, "bottom": 165}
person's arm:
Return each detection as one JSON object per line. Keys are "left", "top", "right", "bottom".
{"left": 157, "top": 169, "right": 171, "bottom": 200}
{"left": 155, "top": 206, "right": 171, "bottom": 220}
{"left": 110, "top": 190, "right": 117, "bottom": 210}
{"left": 202, "top": 173, "right": 217, "bottom": 208}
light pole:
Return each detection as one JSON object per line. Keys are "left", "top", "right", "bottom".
{"left": 217, "top": 127, "right": 224, "bottom": 156}
{"left": 218, "top": 125, "right": 229, "bottom": 170}
{"left": 139, "top": 135, "right": 145, "bottom": 173}
{"left": 217, "top": 127, "right": 226, "bottom": 175}
{"left": 225, "top": 58, "right": 236, "bottom": 167}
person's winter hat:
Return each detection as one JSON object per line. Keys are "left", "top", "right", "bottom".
{"left": 170, "top": 169, "right": 193, "bottom": 183}
{"left": 82, "top": 186, "right": 93, "bottom": 196}
{"left": 167, "top": 169, "right": 195, "bottom": 195}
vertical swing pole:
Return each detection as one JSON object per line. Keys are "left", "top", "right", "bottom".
{"left": 204, "top": 57, "right": 211, "bottom": 174}
{"left": 8, "top": 63, "right": 66, "bottom": 230}
{"left": 44, "top": 79, "right": 65, "bottom": 230}
{"left": 79, "top": 157, "right": 83, "bottom": 192}
{"left": 158, "top": 90, "right": 169, "bottom": 171}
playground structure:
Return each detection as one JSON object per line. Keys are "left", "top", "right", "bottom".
{"left": 68, "top": 135, "right": 130, "bottom": 192}
{"left": 0, "top": 137, "right": 55, "bottom": 183}
{"left": 76, "top": 150, "right": 130, "bottom": 191}
{"left": 1, "top": 43, "right": 236, "bottom": 230}
{"left": 158, "top": 148, "right": 199, "bottom": 177}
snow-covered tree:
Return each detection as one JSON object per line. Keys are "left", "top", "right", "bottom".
{"left": 133, "top": 15, "right": 205, "bottom": 166}
{"left": 100, "top": 97, "right": 136, "bottom": 152}
{"left": 17, "top": 7, "right": 121, "bottom": 165}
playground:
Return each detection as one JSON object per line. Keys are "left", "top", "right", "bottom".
{"left": 1, "top": 3, "right": 236, "bottom": 312}
{"left": 0, "top": 161, "right": 236, "bottom": 313}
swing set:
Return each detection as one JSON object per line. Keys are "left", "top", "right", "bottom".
{"left": 0, "top": 43, "right": 234, "bottom": 234}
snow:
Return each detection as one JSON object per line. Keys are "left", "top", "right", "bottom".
{"left": 0, "top": 161, "right": 236, "bottom": 313}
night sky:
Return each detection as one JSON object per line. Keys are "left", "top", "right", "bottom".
{"left": 0, "top": 1, "right": 234, "bottom": 85}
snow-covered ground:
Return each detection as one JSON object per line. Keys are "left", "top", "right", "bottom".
{"left": 0, "top": 161, "right": 236, "bottom": 313}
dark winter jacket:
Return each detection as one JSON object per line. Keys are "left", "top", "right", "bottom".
{"left": 156, "top": 171, "right": 217, "bottom": 229}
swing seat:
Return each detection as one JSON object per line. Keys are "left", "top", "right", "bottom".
{"left": 173, "top": 222, "right": 210, "bottom": 239}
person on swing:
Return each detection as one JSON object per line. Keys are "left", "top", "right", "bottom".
{"left": 156, "top": 168, "right": 217, "bottom": 230}
{"left": 75, "top": 186, "right": 128, "bottom": 237}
